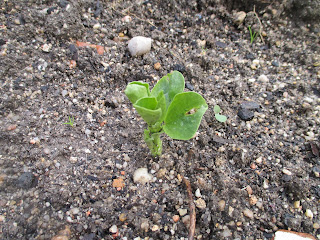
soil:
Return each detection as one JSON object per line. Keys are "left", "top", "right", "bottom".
{"left": 0, "top": 0, "right": 320, "bottom": 239}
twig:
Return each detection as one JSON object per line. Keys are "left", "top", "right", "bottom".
{"left": 182, "top": 176, "right": 196, "bottom": 240}
{"left": 251, "top": 6, "right": 265, "bottom": 44}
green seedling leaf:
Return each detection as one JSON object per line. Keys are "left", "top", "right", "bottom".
{"left": 156, "top": 91, "right": 166, "bottom": 122}
{"left": 63, "top": 116, "right": 75, "bottom": 127}
{"left": 214, "top": 105, "right": 221, "bottom": 114}
{"left": 134, "top": 97, "right": 162, "bottom": 125}
{"left": 125, "top": 81, "right": 150, "bottom": 104}
{"left": 151, "top": 71, "right": 184, "bottom": 107}
{"left": 215, "top": 114, "right": 227, "bottom": 123}
{"left": 163, "top": 92, "right": 208, "bottom": 140}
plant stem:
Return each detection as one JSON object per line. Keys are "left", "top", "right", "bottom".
{"left": 144, "top": 128, "right": 163, "bottom": 157}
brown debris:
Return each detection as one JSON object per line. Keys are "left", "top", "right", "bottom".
{"left": 182, "top": 176, "right": 196, "bottom": 240}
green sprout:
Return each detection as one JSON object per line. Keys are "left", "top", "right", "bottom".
{"left": 214, "top": 105, "right": 227, "bottom": 123}
{"left": 125, "top": 71, "right": 208, "bottom": 157}
{"left": 248, "top": 26, "right": 258, "bottom": 44}
{"left": 63, "top": 116, "right": 75, "bottom": 127}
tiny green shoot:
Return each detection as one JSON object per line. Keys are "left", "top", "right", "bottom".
{"left": 248, "top": 26, "right": 258, "bottom": 44}
{"left": 125, "top": 71, "right": 208, "bottom": 157}
{"left": 63, "top": 116, "right": 75, "bottom": 127}
{"left": 214, "top": 105, "right": 227, "bottom": 123}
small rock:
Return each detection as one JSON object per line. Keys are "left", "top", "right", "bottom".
{"left": 51, "top": 225, "right": 71, "bottom": 240}
{"left": 42, "top": 44, "right": 52, "bottom": 53}
{"left": 240, "top": 101, "right": 260, "bottom": 111}
{"left": 195, "top": 188, "right": 202, "bottom": 198}
{"left": 128, "top": 36, "right": 152, "bottom": 56}
{"left": 182, "top": 215, "right": 190, "bottom": 228}
{"left": 233, "top": 11, "right": 246, "bottom": 25}
{"left": 294, "top": 200, "right": 300, "bottom": 209}
{"left": 221, "top": 227, "right": 232, "bottom": 238}
{"left": 172, "top": 215, "right": 180, "bottom": 222}
{"left": 7, "top": 124, "right": 17, "bottom": 131}
{"left": 70, "top": 208, "right": 79, "bottom": 215}
{"left": 61, "top": 90, "right": 68, "bottom": 97}
{"left": 93, "top": 23, "right": 101, "bottom": 29}
{"left": 109, "top": 225, "right": 118, "bottom": 233}
{"left": 195, "top": 198, "right": 206, "bottom": 209}
{"left": 119, "top": 213, "right": 127, "bottom": 222}
{"left": 151, "top": 225, "right": 159, "bottom": 231}
{"left": 246, "top": 185, "right": 253, "bottom": 195}
{"left": 17, "top": 172, "right": 37, "bottom": 189}
{"left": 140, "top": 219, "right": 150, "bottom": 232}
{"left": 243, "top": 209, "right": 254, "bottom": 219}
{"left": 313, "top": 222, "right": 320, "bottom": 229}
{"left": 154, "top": 62, "right": 161, "bottom": 70}
{"left": 282, "top": 169, "right": 292, "bottom": 175}
{"left": 305, "top": 209, "right": 313, "bottom": 219}
{"left": 178, "top": 208, "right": 188, "bottom": 216}
{"left": 249, "top": 195, "right": 258, "bottom": 205}
{"left": 185, "top": 82, "right": 194, "bottom": 91}
{"left": 133, "top": 168, "right": 152, "bottom": 184}
{"left": 218, "top": 200, "right": 226, "bottom": 211}
{"left": 122, "top": 15, "right": 132, "bottom": 22}
{"left": 258, "top": 74, "right": 269, "bottom": 82}
{"left": 238, "top": 108, "right": 254, "bottom": 121}
{"left": 272, "top": 60, "right": 280, "bottom": 67}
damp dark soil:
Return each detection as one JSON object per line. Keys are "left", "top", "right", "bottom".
{"left": 0, "top": 1, "right": 320, "bottom": 239}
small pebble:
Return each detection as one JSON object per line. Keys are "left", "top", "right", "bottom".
{"left": 7, "top": 124, "right": 17, "bottom": 131}
{"left": 109, "top": 225, "right": 118, "bottom": 233}
{"left": 243, "top": 209, "right": 254, "bottom": 219}
{"left": 172, "top": 215, "right": 180, "bottom": 222}
{"left": 42, "top": 44, "right": 51, "bottom": 52}
{"left": 154, "top": 62, "right": 161, "bottom": 70}
{"left": 195, "top": 198, "right": 206, "bottom": 209}
{"left": 151, "top": 225, "right": 159, "bottom": 231}
{"left": 313, "top": 222, "right": 320, "bottom": 229}
{"left": 218, "top": 200, "right": 226, "bottom": 211}
{"left": 258, "top": 74, "right": 269, "bottom": 82}
{"left": 246, "top": 185, "right": 253, "bottom": 195}
{"left": 128, "top": 36, "right": 152, "bottom": 57}
{"left": 178, "top": 208, "right": 188, "bottom": 216}
{"left": 249, "top": 195, "right": 258, "bottom": 205}
{"left": 119, "top": 213, "right": 127, "bottom": 222}
{"left": 195, "top": 188, "right": 202, "bottom": 198}
{"left": 305, "top": 209, "right": 313, "bottom": 219}
{"left": 282, "top": 169, "right": 292, "bottom": 175}
{"left": 294, "top": 200, "right": 300, "bottom": 209}
{"left": 233, "top": 11, "right": 246, "bottom": 25}
{"left": 133, "top": 168, "right": 152, "bottom": 184}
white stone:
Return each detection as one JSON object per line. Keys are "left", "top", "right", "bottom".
{"left": 258, "top": 74, "right": 269, "bottom": 82}
{"left": 133, "top": 168, "right": 152, "bottom": 184}
{"left": 305, "top": 209, "right": 313, "bottom": 219}
{"left": 128, "top": 36, "right": 152, "bottom": 56}
{"left": 195, "top": 188, "right": 202, "bottom": 198}
{"left": 109, "top": 225, "right": 118, "bottom": 233}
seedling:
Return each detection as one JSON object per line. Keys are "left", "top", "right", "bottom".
{"left": 214, "top": 105, "right": 227, "bottom": 123}
{"left": 248, "top": 26, "right": 258, "bottom": 44}
{"left": 125, "top": 71, "right": 208, "bottom": 157}
{"left": 63, "top": 116, "right": 75, "bottom": 127}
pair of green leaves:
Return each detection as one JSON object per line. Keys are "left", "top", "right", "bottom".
{"left": 125, "top": 71, "right": 208, "bottom": 140}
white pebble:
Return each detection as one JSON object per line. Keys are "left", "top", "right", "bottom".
{"left": 282, "top": 169, "right": 292, "bottom": 175}
{"left": 109, "top": 225, "right": 118, "bottom": 233}
{"left": 133, "top": 168, "right": 152, "bottom": 184}
{"left": 258, "top": 74, "right": 269, "bottom": 82}
{"left": 305, "top": 209, "right": 313, "bottom": 219}
{"left": 128, "top": 36, "right": 152, "bottom": 56}
{"left": 195, "top": 188, "right": 202, "bottom": 198}
{"left": 243, "top": 209, "right": 254, "bottom": 219}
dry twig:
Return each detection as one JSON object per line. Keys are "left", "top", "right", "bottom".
{"left": 182, "top": 176, "right": 196, "bottom": 240}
